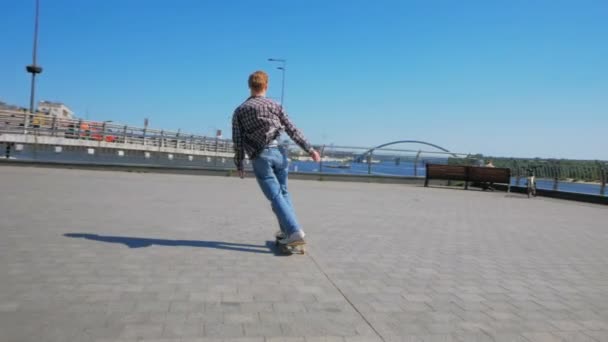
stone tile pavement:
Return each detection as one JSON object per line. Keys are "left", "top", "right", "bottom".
{"left": 1, "top": 166, "right": 607, "bottom": 342}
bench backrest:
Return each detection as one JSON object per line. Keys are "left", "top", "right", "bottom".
{"left": 426, "top": 164, "right": 468, "bottom": 181}
{"left": 426, "top": 164, "right": 511, "bottom": 184}
{"left": 468, "top": 167, "right": 511, "bottom": 184}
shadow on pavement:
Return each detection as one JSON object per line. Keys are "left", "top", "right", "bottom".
{"left": 264, "top": 240, "right": 294, "bottom": 257}
{"left": 64, "top": 233, "right": 273, "bottom": 254}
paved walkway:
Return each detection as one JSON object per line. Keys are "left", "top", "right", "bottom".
{"left": 1, "top": 166, "right": 607, "bottom": 342}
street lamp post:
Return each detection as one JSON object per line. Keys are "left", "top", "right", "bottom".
{"left": 26, "top": 0, "right": 43, "bottom": 115}
{"left": 267, "top": 58, "right": 286, "bottom": 105}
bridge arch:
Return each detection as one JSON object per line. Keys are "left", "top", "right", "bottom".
{"left": 355, "top": 140, "right": 460, "bottom": 161}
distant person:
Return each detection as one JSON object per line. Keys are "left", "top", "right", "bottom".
{"left": 232, "top": 70, "right": 321, "bottom": 247}
{"left": 482, "top": 159, "right": 496, "bottom": 190}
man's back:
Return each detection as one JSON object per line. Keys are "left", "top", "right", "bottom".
{"left": 232, "top": 96, "right": 312, "bottom": 171}
{"left": 233, "top": 96, "right": 284, "bottom": 151}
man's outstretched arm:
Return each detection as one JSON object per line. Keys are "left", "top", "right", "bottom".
{"left": 278, "top": 107, "right": 320, "bottom": 161}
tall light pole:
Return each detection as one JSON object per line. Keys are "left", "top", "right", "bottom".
{"left": 26, "top": 0, "right": 43, "bottom": 114}
{"left": 267, "top": 58, "right": 286, "bottom": 105}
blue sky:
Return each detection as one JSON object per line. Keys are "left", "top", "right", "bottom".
{"left": 1, "top": 0, "right": 607, "bottom": 159}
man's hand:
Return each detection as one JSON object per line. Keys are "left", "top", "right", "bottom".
{"left": 310, "top": 149, "right": 321, "bottom": 162}
{"left": 238, "top": 169, "right": 245, "bottom": 179}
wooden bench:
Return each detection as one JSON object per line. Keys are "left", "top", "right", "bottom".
{"left": 424, "top": 164, "right": 468, "bottom": 185}
{"left": 424, "top": 164, "right": 511, "bottom": 192}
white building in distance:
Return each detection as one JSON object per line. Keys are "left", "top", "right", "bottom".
{"left": 38, "top": 101, "right": 75, "bottom": 119}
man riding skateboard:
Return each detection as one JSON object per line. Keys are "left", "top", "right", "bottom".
{"left": 232, "top": 70, "right": 321, "bottom": 248}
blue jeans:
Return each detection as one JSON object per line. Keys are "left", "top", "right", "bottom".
{"left": 252, "top": 147, "right": 301, "bottom": 236}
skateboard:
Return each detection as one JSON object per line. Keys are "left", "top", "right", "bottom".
{"left": 275, "top": 235, "right": 306, "bottom": 255}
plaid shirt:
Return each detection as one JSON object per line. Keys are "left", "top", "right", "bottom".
{"left": 232, "top": 96, "right": 313, "bottom": 170}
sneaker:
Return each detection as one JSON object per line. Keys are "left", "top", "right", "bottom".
{"left": 275, "top": 230, "right": 286, "bottom": 239}
{"left": 279, "top": 231, "right": 306, "bottom": 245}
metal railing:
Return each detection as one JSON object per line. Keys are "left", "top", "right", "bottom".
{"left": 0, "top": 109, "right": 234, "bottom": 153}
{"left": 2, "top": 109, "right": 606, "bottom": 196}
{"left": 503, "top": 160, "right": 607, "bottom": 196}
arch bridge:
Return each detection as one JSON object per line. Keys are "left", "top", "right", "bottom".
{"left": 354, "top": 140, "right": 460, "bottom": 162}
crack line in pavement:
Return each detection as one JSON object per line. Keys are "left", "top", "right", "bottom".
{"left": 307, "top": 252, "right": 386, "bottom": 342}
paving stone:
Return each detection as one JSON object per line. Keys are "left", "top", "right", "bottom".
{"left": 1, "top": 167, "right": 607, "bottom": 342}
